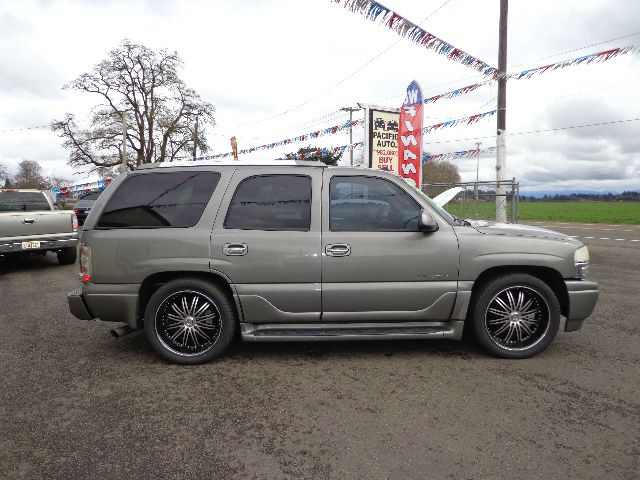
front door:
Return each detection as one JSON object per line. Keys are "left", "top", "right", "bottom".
{"left": 210, "top": 167, "right": 323, "bottom": 324}
{"left": 321, "top": 171, "right": 459, "bottom": 322}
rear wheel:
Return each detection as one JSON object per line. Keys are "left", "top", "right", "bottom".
{"left": 144, "top": 278, "right": 236, "bottom": 364}
{"left": 57, "top": 247, "right": 77, "bottom": 265}
{"left": 471, "top": 273, "right": 560, "bottom": 359}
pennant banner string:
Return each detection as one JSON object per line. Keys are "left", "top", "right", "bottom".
{"left": 422, "top": 110, "right": 496, "bottom": 133}
{"left": 505, "top": 42, "right": 640, "bottom": 80}
{"left": 423, "top": 80, "right": 494, "bottom": 104}
{"left": 280, "top": 142, "right": 364, "bottom": 160}
{"left": 334, "top": 0, "right": 496, "bottom": 75}
{"left": 196, "top": 119, "right": 363, "bottom": 160}
{"left": 423, "top": 146, "right": 496, "bottom": 163}
{"left": 422, "top": 42, "right": 640, "bottom": 105}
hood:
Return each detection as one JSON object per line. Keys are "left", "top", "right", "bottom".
{"left": 469, "top": 220, "right": 577, "bottom": 242}
{"left": 432, "top": 187, "right": 464, "bottom": 208}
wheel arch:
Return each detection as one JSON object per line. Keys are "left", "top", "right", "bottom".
{"left": 469, "top": 266, "right": 569, "bottom": 319}
{"left": 137, "top": 270, "right": 240, "bottom": 328}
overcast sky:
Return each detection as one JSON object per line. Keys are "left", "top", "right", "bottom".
{"left": 1, "top": 0, "right": 639, "bottom": 192}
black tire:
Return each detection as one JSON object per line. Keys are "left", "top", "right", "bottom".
{"left": 144, "top": 278, "right": 236, "bottom": 364}
{"left": 470, "top": 273, "right": 560, "bottom": 359}
{"left": 57, "top": 247, "right": 77, "bottom": 265}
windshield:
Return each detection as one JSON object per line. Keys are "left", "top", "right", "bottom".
{"left": 0, "top": 191, "right": 50, "bottom": 212}
{"left": 405, "top": 183, "right": 456, "bottom": 225}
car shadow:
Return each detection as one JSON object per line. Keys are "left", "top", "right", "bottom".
{"left": 0, "top": 253, "right": 68, "bottom": 275}
{"left": 101, "top": 327, "right": 485, "bottom": 363}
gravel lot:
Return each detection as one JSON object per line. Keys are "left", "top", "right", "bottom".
{"left": 1, "top": 223, "right": 639, "bottom": 479}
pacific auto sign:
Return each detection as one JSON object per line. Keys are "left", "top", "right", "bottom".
{"left": 398, "top": 80, "right": 424, "bottom": 188}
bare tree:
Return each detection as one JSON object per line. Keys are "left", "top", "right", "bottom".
{"left": 422, "top": 159, "right": 461, "bottom": 184}
{"left": 52, "top": 40, "right": 215, "bottom": 171}
{"left": 12, "top": 160, "right": 50, "bottom": 189}
{"left": 0, "top": 161, "right": 8, "bottom": 184}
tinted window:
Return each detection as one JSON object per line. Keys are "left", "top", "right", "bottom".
{"left": 330, "top": 176, "right": 421, "bottom": 231}
{"left": 224, "top": 175, "right": 311, "bottom": 231}
{"left": 0, "top": 192, "right": 50, "bottom": 212}
{"left": 75, "top": 199, "right": 96, "bottom": 208}
{"left": 97, "top": 171, "right": 220, "bottom": 228}
{"left": 80, "top": 191, "right": 101, "bottom": 200}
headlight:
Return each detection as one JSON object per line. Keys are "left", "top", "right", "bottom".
{"left": 574, "top": 246, "right": 589, "bottom": 263}
{"left": 574, "top": 246, "right": 589, "bottom": 278}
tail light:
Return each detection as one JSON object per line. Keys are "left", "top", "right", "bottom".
{"left": 73, "top": 209, "right": 79, "bottom": 214}
{"left": 79, "top": 243, "right": 92, "bottom": 282}
{"left": 71, "top": 213, "right": 79, "bottom": 232}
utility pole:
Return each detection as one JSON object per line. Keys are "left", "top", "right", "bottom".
{"left": 495, "top": 0, "right": 508, "bottom": 223}
{"left": 474, "top": 141, "right": 482, "bottom": 217}
{"left": 341, "top": 106, "right": 360, "bottom": 166}
{"left": 192, "top": 116, "right": 199, "bottom": 161}
{"left": 121, "top": 111, "right": 127, "bottom": 173}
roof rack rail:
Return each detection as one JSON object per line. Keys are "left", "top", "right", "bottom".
{"left": 136, "top": 159, "right": 328, "bottom": 169}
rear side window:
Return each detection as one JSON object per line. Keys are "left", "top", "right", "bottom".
{"left": 0, "top": 192, "right": 49, "bottom": 212}
{"left": 97, "top": 171, "right": 220, "bottom": 228}
{"left": 224, "top": 175, "right": 311, "bottom": 231}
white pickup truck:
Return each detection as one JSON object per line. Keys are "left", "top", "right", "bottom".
{"left": 0, "top": 189, "right": 79, "bottom": 264}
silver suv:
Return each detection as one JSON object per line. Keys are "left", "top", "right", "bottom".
{"left": 67, "top": 160, "right": 599, "bottom": 364}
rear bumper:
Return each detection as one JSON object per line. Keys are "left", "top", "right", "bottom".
{"left": 67, "top": 287, "right": 95, "bottom": 320}
{"left": 0, "top": 236, "right": 78, "bottom": 254}
{"left": 67, "top": 283, "right": 140, "bottom": 328}
{"left": 564, "top": 280, "right": 599, "bottom": 332}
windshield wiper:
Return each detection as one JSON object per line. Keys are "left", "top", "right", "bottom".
{"left": 452, "top": 216, "right": 472, "bottom": 226}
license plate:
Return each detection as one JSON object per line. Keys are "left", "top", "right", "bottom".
{"left": 22, "top": 241, "right": 40, "bottom": 249}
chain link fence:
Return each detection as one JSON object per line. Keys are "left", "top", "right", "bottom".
{"left": 423, "top": 179, "right": 520, "bottom": 223}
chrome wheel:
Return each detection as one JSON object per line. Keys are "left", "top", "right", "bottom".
{"left": 484, "top": 285, "right": 550, "bottom": 351}
{"left": 155, "top": 290, "right": 221, "bottom": 356}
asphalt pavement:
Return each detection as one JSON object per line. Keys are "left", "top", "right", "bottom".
{"left": 1, "top": 223, "right": 639, "bottom": 479}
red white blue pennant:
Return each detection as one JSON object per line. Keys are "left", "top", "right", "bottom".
{"left": 423, "top": 146, "right": 497, "bottom": 163}
{"left": 422, "top": 110, "right": 496, "bottom": 133}
{"left": 422, "top": 43, "right": 640, "bottom": 105}
{"left": 334, "top": 0, "right": 496, "bottom": 75}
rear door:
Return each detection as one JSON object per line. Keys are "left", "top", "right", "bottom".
{"left": 321, "top": 170, "right": 459, "bottom": 322}
{"left": 210, "top": 167, "right": 323, "bottom": 324}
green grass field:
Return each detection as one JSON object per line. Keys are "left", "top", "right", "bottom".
{"left": 444, "top": 201, "right": 640, "bottom": 225}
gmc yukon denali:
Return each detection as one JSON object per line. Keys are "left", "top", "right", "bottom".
{"left": 67, "top": 160, "right": 599, "bottom": 364}
{"left": 1, "top": 189, "right": 78, "bottom": 264}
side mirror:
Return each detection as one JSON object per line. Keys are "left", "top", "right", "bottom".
{"left": 418, "top": 209, "right": 439, "bottom": 233}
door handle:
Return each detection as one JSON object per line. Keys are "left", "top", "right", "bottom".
{"left": 222, "top": 243, "right": 248, "bottom": 256}
{"left": 22, "top": 218, "right": 36, "bottom": 224}
{"left": 325, "top": 243, "right": 351, "bottom": 257}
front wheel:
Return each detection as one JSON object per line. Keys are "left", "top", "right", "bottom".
{"left": 144, "top": 278, "right": 236, "bottom": 364}
{"left": 470, "top": 273, "right": 560, "bottom": 359}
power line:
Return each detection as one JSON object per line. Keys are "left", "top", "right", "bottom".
{"left": 235, "top": 0, "right": 454, "bottom": 127}
{"left": 511, "top": 30, "right": 640, "bottom": 69}
{"left": 0, "top": 125, "right": 50, "bottom": 134}
{"left": 425, "top": 116, "right": 640, "bottom": 144}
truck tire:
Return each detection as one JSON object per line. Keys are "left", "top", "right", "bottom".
{"left": 57, "top": 247, "right": 77, "bottom": 265}
{"left": 144, "top": 278, "right": 236, "bottom": 365}
{"left": 471, "top": 273, "right": 560, "bottom": 359}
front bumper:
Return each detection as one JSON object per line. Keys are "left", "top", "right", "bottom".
{"left": 0, "top": 236, "right": 78, "bottom": 254}
{"left": 564, "top": 280, "right": 599, "bottom": 332}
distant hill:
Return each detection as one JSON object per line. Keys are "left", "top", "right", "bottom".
{"left": 520, "top": 191, "right": 639, "bottom": 201}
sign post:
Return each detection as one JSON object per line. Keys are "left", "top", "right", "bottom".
{"left": 230, "top": 136, "right": 238, "bottom": 161}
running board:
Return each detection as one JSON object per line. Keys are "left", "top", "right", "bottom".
{"left": 240, "top": 321, "right": 464, "bottom": 342}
